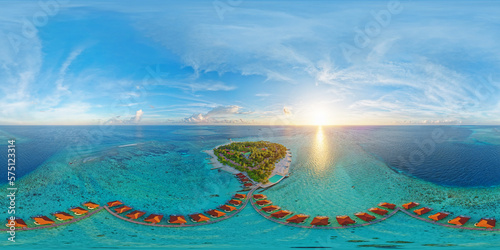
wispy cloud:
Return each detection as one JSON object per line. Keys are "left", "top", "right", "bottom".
{"left": 183, "top": 105, "right": 250, "bottom": 123}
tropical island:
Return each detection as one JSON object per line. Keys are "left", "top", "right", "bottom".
{"left": 213, "top": 141, "right": 288, "bottom": 183}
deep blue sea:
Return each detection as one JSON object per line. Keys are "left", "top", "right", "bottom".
{"left": 0, "top": 125, "right": 499, "bottom": 249}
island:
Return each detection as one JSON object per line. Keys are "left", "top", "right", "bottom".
{"left": 207, "top": 141, "right": 291, "bottom": 184}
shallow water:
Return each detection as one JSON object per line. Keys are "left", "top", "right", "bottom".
{"left": 0, "top": 125, "right": 498, "bottom": 248}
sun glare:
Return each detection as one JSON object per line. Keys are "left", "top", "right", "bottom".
{"left": 314, "top": 111, "right": 327, "bottom": 126}
{"left": 311, "top": 106, "right": 330, "bottom": 126}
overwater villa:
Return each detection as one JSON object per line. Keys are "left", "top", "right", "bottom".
{"left": 378, "top": 202, "right": 396, "bottom": 210}
{"left": 234, "top": 193, "right": 246, "bottom": 199}
{"left": 253, "top": 194, "right": 267, "bottom": 200}
{"left": 220, "top": 205, "right": 236, "bottom": 212}
{"left": 336, "top": 215, "right": 355, "bottom": 226}
{"left": 190, "top": 213, "right": 210, "bottom": 223}
{"left": 261, "top": 205, "right": 279, "bottom": 212}
{"left": 53, "top": 212, "right": 74, "bottom": 221}
{"left": 33, "top": 216, "right": 55, "bottom": 226}
{"left": 126, "top": 211, "right": 145, "bottom": 220}
{"left": 169, "top": 215, "right": 187, "bottom": 224}
{"left": 271, "top": 210, "right": 292, "bottom": 219}
{"left": 403, "top": 202, "right": 420, "bottom": 210}
{"left": 311, "top": 216, "right": 329, "bottom": 226}
{"left": 107, "top": 201, "right": 123, "bottom": 207}
{"left": 256, "top": 200, "right": 272, "bottom": 206}
{"left": 414, "top": 207, "right": 432, "bottom": 215}
{"left": 70, "top": 207, "right": 89, "bottom": 215}
{"left": 144, "top": 214, "right": 163, "bottom": 224}
{"left": 355, "top": 212, "right": 376, "bottom": 222}
{"left": 7, "top": 218, "right": 27, "bottom": 228}
{"left": 286, "top": 214, "right": 309, "bottom": 224}
{"left": 206, "top": 209, "right": 226, "bottom": 218}
{"left": 428, "top": 212, "right": 449, "bottom": 221}
{"left": 114, "top": 206, "right": 132, "bottom": 214}
{"left": 448, "top": 215, "right": 471, "bottom": 226}
{"left": 228, "top": 199, "right": 242, "bottom": 206}
{"left": 369, "top": 207, "right": 388, "bottom": 216}
{"left": 475, "top": 218, "right": 496, "bottom": 228}
{"left": 83, "top": 202, "right": 100, "bottom": 210}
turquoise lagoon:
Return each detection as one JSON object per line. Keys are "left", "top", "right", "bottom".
{"left": 0, "top": 125, "right": 499, "bottom": 249}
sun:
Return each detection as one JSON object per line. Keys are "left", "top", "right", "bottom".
{"left": 311, "top": 106, "right": 330, "bottom": 126}
{"left": 313, "top": 111, "right": 327, "bottom": 126}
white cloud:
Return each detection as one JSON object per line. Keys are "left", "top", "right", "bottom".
{"left": 183, "top": 105, "right": 246, "bottom": 123}
{"left": 133, "top": 109, "right": 143, "bottom": 123}
{"left": 103, "top": 109, "right": 144, "bottom": 125}
{"left": 283, "top": 106, "right": 292, "bottom": 116}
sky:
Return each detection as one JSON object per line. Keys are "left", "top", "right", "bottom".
{"left": 0, "top": 0, "right": 499, "bottom": 125}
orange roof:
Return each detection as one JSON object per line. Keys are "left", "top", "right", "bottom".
{"left": 253, "top": 194, "right": 267, "bottom": 200}
{"left": 262, "top": 205, "right": 280, "bottom": 212}
{"left": 234, "top": 194, "right": 246, "bottom": 199}
{"left": 336, "top": 215, "right": 356, "bottom": 226}
{"left": 378, "top": 202, "right": 396, "bottom": 210}
{"left": 311, "top": 216, "right": 329, "bottom": 226}
{"left": 70, "top": 207, "right": 89, "bottom": 215}
{"left": 220, "top": 205, "right": 236, "bottom": 212}
{"left": 53, "top": 212, "right": 74, "bottom": 221}
{"left": 475, "top": 218, "right": 496, "bottom": 228}
{"left": 107, "top": 200, "right": 123, "bottom": 207}
{"left": 244, "top": 183, "right": 253, "bottom": 187}
{"left": 402, "top": 202, "right": 419, "bottom": 210}
{"left": 6, "top": 218, "right": 27, "bottom": 228}
{"left": 190, "top": 213, "right": 210, "bottom": 222}
{"left": 83, "top": 202, "right": 99, "bottom": 209}
{"left": 355, "top": 212, "right": 376, "bottom": 222}
{"left": 256, "top": 200, "right": 272, "bottom": 206}
{"left": 228, "top": 199, "right": 242, "bottom": 206}
{"left": 414, "top": 207, "right": 432, "bottom": 216}
{"left": 369, "top": 207, "right": 388, "bottom": 216}
{"left": 240, "top": 178, "right": 250, "bottom": 182}
{"left": 126, "top": 211, "right": 146, "bottom": 220}
{"left": 286, "top": 214, "right": 309, "bottom": 224}
{"left": 428, "top": 212, "right": 449, "bottom": 221}
{"left": 33, "top": 216, "right": 55, "bottom": 225}
{"left": 169, "top": 215, "right": 187, "bottom": 224}
{"left": 448, "top": 216, "right": 470, "bottom": 226}
{"left": 271, "top": 210, "right": 292, "bottom": 219}
{"left": 144, "top": 214, "right": 163, "bottom": 224}
{"left": 207, "top": 209, "right": 226, "bottom": 218}
{"left": 114, "top": 206, "right": 132, "bottom": 214}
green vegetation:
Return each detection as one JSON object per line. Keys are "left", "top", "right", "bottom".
{"left": 214, "top": 141, "right": 287, "bottom": 183}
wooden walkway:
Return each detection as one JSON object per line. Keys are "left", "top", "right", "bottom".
{"left": 2, "top": 199, "right": 498, "bottom": 231}
{"left": 399, "top": 208, "right": 500, "bottom": 231}
{"left": 104, "top": 186, "right": 259, "bottom": 228}
{"left": 0, "top": 206, "right": 104, "bottom": 232}
{"left": 250, "top": 200, "right": 500, "bottom": 231}
{"left": 250, "top": 198, "right": 399, "bottom": 229}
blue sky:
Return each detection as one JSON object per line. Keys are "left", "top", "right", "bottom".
{"left": 0, "top": 0, "right": 499, "bottom": 125}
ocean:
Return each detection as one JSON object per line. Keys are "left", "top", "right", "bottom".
{"left": 0, "top": 125, "right": 499, "bottom": 249}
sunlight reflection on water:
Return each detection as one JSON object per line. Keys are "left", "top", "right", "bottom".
{"left": 311, "top": 126, "right": 329, "bottom": 176}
